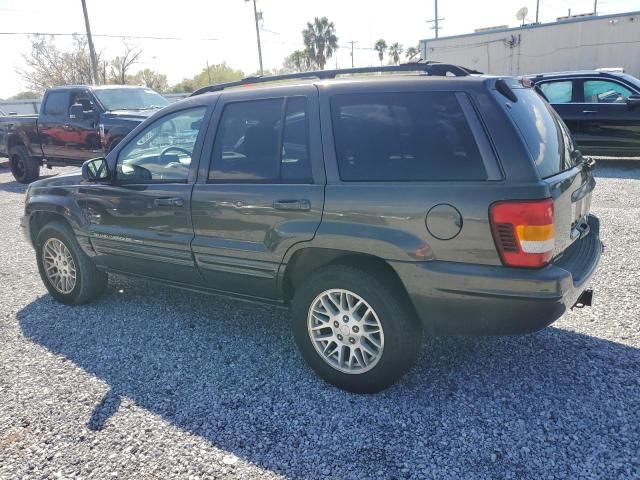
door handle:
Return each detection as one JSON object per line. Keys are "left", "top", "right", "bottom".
{"left": 272, "top": 199, "right": 311, "bottom": 211}
{"left": 154, "top": 197, "right": 184, "bottom": 207}
{"left": 582, "top": 110, "right": 598, "bottom": 114}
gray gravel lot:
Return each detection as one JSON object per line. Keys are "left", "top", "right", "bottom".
{"left": 0, "top": 160, "right": 639, "bottom": 479}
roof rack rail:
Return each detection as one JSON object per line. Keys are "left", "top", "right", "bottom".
{"left": 190, "top": 62, "right": 481, "bottom": 97}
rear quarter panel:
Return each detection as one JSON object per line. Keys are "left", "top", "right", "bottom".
{"left": 304, "top": 79, "right": 548, "bottom": 266}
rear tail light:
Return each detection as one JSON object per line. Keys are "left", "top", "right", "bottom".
{"left": 490, "top": 198, "right": 555, "bottom": 268}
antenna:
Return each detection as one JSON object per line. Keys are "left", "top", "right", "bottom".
{"left": 516, "top": 6, "right": 529, "bottom": 26}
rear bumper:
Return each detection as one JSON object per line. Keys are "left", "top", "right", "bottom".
{"left": 392, "top": 215, "right": 603, "bottom": 335}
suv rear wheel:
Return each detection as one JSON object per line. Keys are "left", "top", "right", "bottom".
{"left": 292, "top": 265, "right": 422, "bottom": 393}
{"left": 35, "top": 221, "right": 107, "bottom": 305}
{"left": 9, "top": 145, "right": 40, "bottom": 184}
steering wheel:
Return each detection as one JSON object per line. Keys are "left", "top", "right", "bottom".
{"left": 159, "top": 146, "right": 192, "bottom": 165}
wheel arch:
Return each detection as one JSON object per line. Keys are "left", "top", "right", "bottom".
{"left": 281, "top": 247, "right": 412, "bottom": 306}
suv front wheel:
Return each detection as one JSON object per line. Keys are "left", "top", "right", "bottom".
{"left": 292, "top": 265, "right": 422, "bottom": 393}
{"left": 35, "top": 221, "right": 107, "bottom": 305}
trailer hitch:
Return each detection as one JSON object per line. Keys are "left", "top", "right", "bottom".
{"left": 572, "top": 288, "right": 593, "bottom": 309}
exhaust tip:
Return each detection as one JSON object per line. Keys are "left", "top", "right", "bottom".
{"left": 572, "top": 288, "right": 593, "bottom": 309}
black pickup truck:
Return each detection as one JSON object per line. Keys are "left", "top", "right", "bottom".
{"left": 0, "top": 85, "right": 169, "bottom": 183}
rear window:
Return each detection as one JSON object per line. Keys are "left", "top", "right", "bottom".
{"left": 508, "top": 88, "right": 576, "bottom": 179}
{"left": 330, "top": 92, "right": 487, "bottom": 182}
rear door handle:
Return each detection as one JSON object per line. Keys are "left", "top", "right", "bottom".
{"left": 154, "top": 197, "right": 184, "bottom": 207}
{"left": 272, "top": 199, "right": 311, "bottom": 211}
{"left": 582, "top": 110, "right": 598, "bottom": 114}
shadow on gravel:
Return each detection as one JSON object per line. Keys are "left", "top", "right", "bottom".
{"left": 0, "top": 164, "right": 60, "bottom": 193}
{"left": 593, "top": 159, "right": 640, "bottom": 179}
{"left": 17, "top": 279, "right": 640, "bottom": 479}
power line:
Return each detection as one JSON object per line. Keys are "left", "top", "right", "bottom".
{"left": 0, "top": 31, "right": 218, "bottom": 41}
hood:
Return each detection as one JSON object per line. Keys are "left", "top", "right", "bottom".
{"left": 102, "top": 109, "right": 158, "bottom": 122}
{"left": 30, "top": 168, "right": 83, "bottom": 189}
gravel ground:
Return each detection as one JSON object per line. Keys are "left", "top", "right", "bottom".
{"left": 0, "top": 160, "right": 639, "bottom": 480}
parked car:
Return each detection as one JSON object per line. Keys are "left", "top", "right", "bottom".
{"left": 529, "top": 70, "right": 640, "bottom": 157}
{"left": 20, "top": 65, "right": 602, "bottom": 393}
{"left": 0, "top": 85, "right": 169, "bottom": 183}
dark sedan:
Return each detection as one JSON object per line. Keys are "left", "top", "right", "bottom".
{"left": 529, "top": 70, "right": 640, "bottom": 157}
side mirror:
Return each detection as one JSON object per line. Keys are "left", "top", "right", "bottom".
{"left": 82, "top": 157, "right": 110, "bottom": 182}
{"left": 69, "top": 103, "right": 85, "bottom": 121}
{"left": 627, "top": 94, "right": 640, "bottom": 109}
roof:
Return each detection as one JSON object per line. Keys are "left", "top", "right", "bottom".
{"left": 189, "top": 63, "right": 482, "bottom": 96}
{"left": 421, "top": 10, "right": 640, "bottom": 43}
{"left": 47, "top": 84, "right": 151, "bottom": 91}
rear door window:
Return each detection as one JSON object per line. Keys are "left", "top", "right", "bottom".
{"left": 209, "top": 97, "right": 312, "bottom": 183}
{"left": 508, "top": 88, "right": 576, "bottom": 179}
{"left": 43, "top": 92, "right": 69, "bottom": 116}
{"left": 330, "top": 92, "right": 486, "bottom": 181}
{"left": 539, "top": 81, "right": 573, "bottom": 103}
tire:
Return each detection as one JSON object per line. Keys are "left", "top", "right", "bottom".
{"left": 9, "top": 145, "right": 40, "bottom": 184}
{"left": 291, "top": 265, "right": 423, "bottom": 393}
{"left": 35, "top": 221, "right": 107, "bottom": 305}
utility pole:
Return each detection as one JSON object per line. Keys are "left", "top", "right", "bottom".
{"left": 206, "top": 59, "right": 212, "bottom": 83}
{"left": 80, "top": 0, "right": 99, "bottom": 84}
{"left": 246, "top": 0, "right": 264, "bottom": 76}
{"left": 593, "top": 0, "right": 597, "bottom": 15}
{"left": 535, "top": 0, "right": 540, "bottom": 23}
{"left": 426, "top": 0, "right": 444, "bottom": 39}
{"left": 348, "top": 40, "right": 358, "bottom": 68}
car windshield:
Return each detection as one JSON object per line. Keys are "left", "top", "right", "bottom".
{"left": 93, "top": 88, "right": 169, "bottom": 111}
{"left": 617, "top": 73, "right": 640, "bottom": 91}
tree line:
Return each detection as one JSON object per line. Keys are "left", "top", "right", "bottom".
{"left": 7, "top": 17, "right": 422, "bottom": 99}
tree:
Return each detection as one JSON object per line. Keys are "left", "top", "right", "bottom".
{"left": 405, "top": 46, "right": 420, "bottom": 62}
{"left": 19, "top": 34, "right": 101, "bottom": 92}
{"left": 9, "top": 90, "right": 41, "bottom": 100}
{"left": 131, "top": 69, "right": 168, "bottom": 92}
{"left": 302, "top": 17, "right": 338, "bottom": 70}
{"left": 169, "top": 63, "right": 245, "bottom": 93}
{"left": 109, "top": 43, "right": 142, "bottom": 84}
{"left": 374, "top": 39, "right": 387, "bottom": 66}
{"left": 388, "top": 43, "right": 403, "bottom": 65}
{"left": 283, "top": 49, "right": 315, "bottom": 72}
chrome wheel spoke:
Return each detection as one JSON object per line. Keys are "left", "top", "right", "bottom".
{"left": 42, "top": 238, "right": 77, "bottom": 294}
{"left": 307, "top": 288, "right": 385, "bottom": 375}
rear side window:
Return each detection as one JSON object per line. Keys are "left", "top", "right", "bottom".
{"left": 330, "top": 92, "right": 486, "bottom": 181}
{"left": 43, "top": 92, "right": 69, "bottom": 116}
{"left": 209, "top": 97, "right": 312, "bottom": 183}
{"left": 539, "top": 81, "right": 573, "bottom": 103}
{"left": 508, "top": 88, "right": 576, "bottom": 179}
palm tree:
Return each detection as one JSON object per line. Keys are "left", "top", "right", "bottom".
{"left": 388, "top": 43, "right": 403, "bottom": 65}
{"left": 405, "top": 46, "right": 420, "bottom": 62}
{"left": 374, "top": 39, "right": 387, "bottom": 66}
{"left": 302, "top": 17, "right": 338, "bottom": 70}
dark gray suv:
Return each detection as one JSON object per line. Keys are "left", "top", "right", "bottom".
{"left": 21, "top": 66, "right": 603, "bottom": 393}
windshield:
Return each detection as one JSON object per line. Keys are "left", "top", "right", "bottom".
{"left": 617, "top": 73, "right": 640, "bottom": 91}
{"left": 94, "top": 88, "right": 169, "bottom": 111}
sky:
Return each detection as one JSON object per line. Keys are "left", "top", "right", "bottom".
{"left": 0, "top": 0, "right": 639, "bottom": 98}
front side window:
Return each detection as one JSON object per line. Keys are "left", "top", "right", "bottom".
{"left": 331, "top": 92, "right": 486, "bottom": 181}
{"left": 539, "top": 81, "right": 573, "bottom": 103}
{"left": 583, "top": 80, "right": 633, "bottom": 103}
{"left": 209, "top": 97, "right": 312, "bottom": 183}
{"left": 116, "top": 107, "right": 206, "bottom": 182}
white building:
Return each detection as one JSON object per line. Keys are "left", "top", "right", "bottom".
{"left": 419, "top": 11, "right": 640, "bottom": 77}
